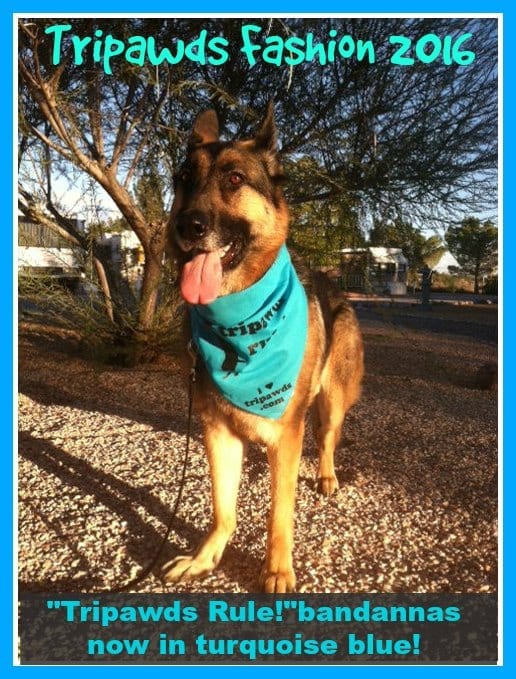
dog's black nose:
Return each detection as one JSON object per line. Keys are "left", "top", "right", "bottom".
{"left": 176, "top": 209, "right": 210, "bottom": 241}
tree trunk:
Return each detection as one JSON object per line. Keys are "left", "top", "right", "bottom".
{"left": 92, "top": 256, "right": 114, "bottom": 322}
{"left": 138, "top": 252, "right": 163, "bottom": 331}
{"left": 474, "top": 260, "right": 481, "bottom": 295}
{"left": 133, "top": 219, "right": 168, "bottom": 333}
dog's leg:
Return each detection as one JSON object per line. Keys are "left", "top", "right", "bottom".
{"left": 162, "top": 422, "right": 244, "bottom": 583}
{"left": 260, "top": 422, "right": 304, "bottom": 593}
{"left": 315, "top": 388, "right": 345, "bottom": 496}
{"left": 315, "top": 306, "right": 363, "bottom": 496}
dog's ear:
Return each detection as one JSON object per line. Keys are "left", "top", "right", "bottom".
{"left": 253, "top": 101, "right": 277, "bottom": 153}
{"left": 251, "top": 101, "right": 284, "bottom": 181}
{"left": 189, "top": 109, "right": 219, "bottom": 148}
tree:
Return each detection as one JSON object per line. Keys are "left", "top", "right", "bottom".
{"left": 134, "top": 168, "right": 166, "bottom": 225}
{"left": 272, "top": 17, "right": 498, "bottom": 225}
{"left": 369, "top": 215, "right": 445, "bottom": 278}
{"left": 445, "top": 217, "right": 498, "bottom": 294}
{"left": 18, "top": 18, "right": 187, "bottom": 337}
{"left": 18, "top": 17, "right": 498, "bottom": 347}
{"left": 287, "top": 158, "right": 365, "bottom": 266}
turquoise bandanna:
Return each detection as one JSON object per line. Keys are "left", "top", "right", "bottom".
{"left": 189, "top": 245, "right": 308, "bottom": 419}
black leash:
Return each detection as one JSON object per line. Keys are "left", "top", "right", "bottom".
{"left": 107, "top": 356, "right": 196, "bottom": 593}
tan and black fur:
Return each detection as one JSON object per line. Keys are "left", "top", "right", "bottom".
{"left": 165, "top": 103, "right": 364, "bottom": 593}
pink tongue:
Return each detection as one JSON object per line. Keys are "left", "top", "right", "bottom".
{"left": 180, "top": 251, "right": 223, "bottom": 305}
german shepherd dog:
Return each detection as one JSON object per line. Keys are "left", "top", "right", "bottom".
{"left": 165, "top": 103, "right": 363, "bottom": 592}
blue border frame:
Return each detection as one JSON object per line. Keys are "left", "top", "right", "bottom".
{"left": 6, "top": 1, "right": 512, "bottom": 676}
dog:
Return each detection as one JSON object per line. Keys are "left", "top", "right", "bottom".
{"left": 164, "top": 102, "right": 364, "bottom": 592}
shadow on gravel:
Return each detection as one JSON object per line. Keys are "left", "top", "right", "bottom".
{"left": 19, "top": 323, "right": 191, "bottom": 435}
{"left": 18, "top": 432, "right": 260, "bottom": 593}
{"left": 18, "top": 372, "right": 191, "bottom": 436}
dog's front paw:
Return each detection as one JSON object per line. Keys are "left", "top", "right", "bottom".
{"left": 260, "top": 567, "right": 296, "bottom": 593}
{"left": 161, "top": 555, "right": 215, "bottom": 583}
{"left": 317, "top": 474, "right": 339, "bottom": 496}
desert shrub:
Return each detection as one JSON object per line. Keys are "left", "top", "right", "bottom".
{"left": 430, "top": 273, "right": 474, "bottom": 294}
{"left": 18, "top": 270, "right": 184, "bottom": 365}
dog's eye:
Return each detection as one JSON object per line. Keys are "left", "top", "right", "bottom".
{"left": 229, "top": 172, "right": 244, "bottom": 186}
{"left": 175, "top": 169, "right": 190, "bottom": 186}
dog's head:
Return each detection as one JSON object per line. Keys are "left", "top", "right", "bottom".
{"left": 168, "top": 103, "right": 289, "bottom": 304}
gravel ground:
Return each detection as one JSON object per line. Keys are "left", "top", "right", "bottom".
{"left": 18, "top": 311, "right": 498, "bottom": 594}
